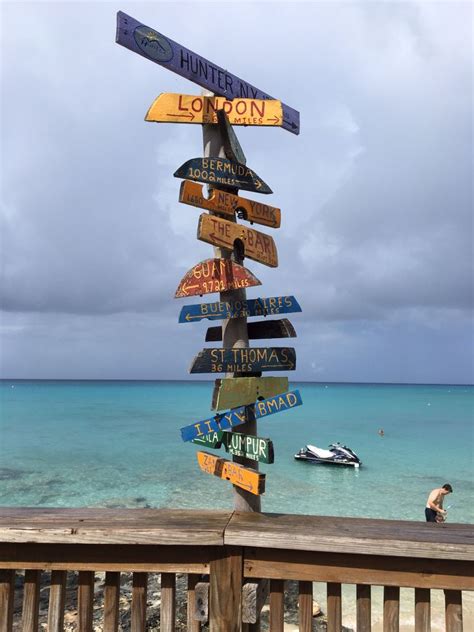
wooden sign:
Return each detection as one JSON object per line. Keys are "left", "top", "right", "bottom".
{"left": 192, "top": 431, "right": 274, "bottom": 464}
{"left": 175, "top": 258, "right": 261, "bottom": 298}
{"left": 197, "top": 214, "right": 278, "bottom": 268}
{"left": 174, "top": 158, "right": 272, "bottom": 194}
{"left": 179, "top": 296, "right": 302, "bottom": 323}
{"left": 189, "top": 347, "right": 296, "bottom": 374}
{"left": 180, "top": 389, "right": 302, "bottom": 442}
{"left": 217, "top": 109, "right": 247, "bottom": 164}
{"left": 145, "top": 94, "right": 283, "bottom": 127}
{"left": 206, "top": 319, "right": 296, "bottom": 342}
{"left": 196, "top": 451, "right": 265, "bottom": 495}
{"left": 212, "top": 377, "right": 289, "bottom": 411}
{"left": 116, "top": 12, "right": 300, "bottom": 135}
{"left": 179, "top": 181, "right": 281, "bottom": 229}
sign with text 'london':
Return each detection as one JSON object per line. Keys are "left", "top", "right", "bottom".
{"left": 196, "top": 451, "right": 266, "bottom": 495}
{"left": 174, "top": 158, "right": 272, "bottom": 194}
{"left": 179, "top": 296, "right": 302, "bottom": 323}
{"left": 197, "top": 214, "right": 278, "bottom": 268}
{"left": 180, "top": 389, "right": 302, "bottom": 442}
{"left": 192, "top": 430, "right": 274, "bottom": 464}
{"left": 175, "top": 258, "right": 261, "bottom": 298}
{"left": 190, "top": 347, "right": 296, "bottom": 374}
{"left": 179, "top": 181, "right": 281, "bottom": 229}
{"left": 116, "top": 12, "right": 300, "bottom": 135}
{"left": 146, "top": 94, "right": 283, "bottom": 127}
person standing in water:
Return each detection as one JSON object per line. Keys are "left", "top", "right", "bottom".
{"left": 425, "top": 484, "right": 453, "bottom": 522}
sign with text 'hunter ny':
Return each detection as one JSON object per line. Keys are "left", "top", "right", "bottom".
{"left": 116, "top": 12, "right": 300, "bottom": 134}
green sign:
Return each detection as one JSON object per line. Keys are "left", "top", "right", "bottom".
{"left": 192, "top": 430, "right": 274, "bottom": 464}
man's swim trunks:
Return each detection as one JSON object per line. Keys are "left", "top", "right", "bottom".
{"left": 425, "top": 507, "right": 438, "bottom": 522}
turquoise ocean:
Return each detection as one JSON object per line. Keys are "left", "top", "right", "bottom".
{"left": 1, "top": 380, "right": 473, "bottom": 523}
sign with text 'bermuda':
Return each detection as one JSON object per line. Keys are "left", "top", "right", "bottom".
{"left": 180, "top": 389, "right": 302, "bottom": 442}
{"left": 174, "top": 158, "right": 272, "bottom": 194}
{"left": 116, "top": 12, "right": 300, "bottom": 135}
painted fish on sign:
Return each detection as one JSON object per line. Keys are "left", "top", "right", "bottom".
{"left": 174, "top": 158, "right": 272, "bottom": 194}
{"left": 180, "top": 389, "right": 302, "bottom": 442}
{"left": 211, "top": 376, "right": 289, "bottom": 411}
{"left": 196, "top": 451, "right": 266, "bottom": 496}
{"left": 115, "top": 12, "right": 300, "bottom": 135}
{"left": 179, "top": 296, "right": 301, "bottom": 323}
{"left": 179, "top": 181, "right": 281, "bottom": 229}
{"left": 145, "top": 94, "right": 283, "bottom": 127}
{"left": 206, "top": 318, "right": 296, "bottom": 342}
{"left": 197, "top": 214, "right": 278, "bottom": 268}
{"left": 175, "top": 258, "right": 261, "bottom": 298}
{"left": 189, "top": 347, "right": 296, "bottom": 374}
{"left": 192, "top": 431, "right": 274, "bottom": 464}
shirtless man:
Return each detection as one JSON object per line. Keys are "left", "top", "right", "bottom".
{"left": 425, "top": 484, "right": 453, "bottom": 522}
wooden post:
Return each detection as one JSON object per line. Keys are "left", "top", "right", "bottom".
{"left": 202, "top": 92, "right": 260, "bottom": 514}
{"left": 209, "top": 546, "right": 242, "bottom": 632}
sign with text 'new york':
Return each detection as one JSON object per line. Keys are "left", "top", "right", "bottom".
{"left": 116, "top": 12, "right": 300, "bottom": 135}
{"left": 179, "top": 295, "right": 302, "bottom": 323}
{"left": 180, "top": 389, "right": 302, "bottom": 442}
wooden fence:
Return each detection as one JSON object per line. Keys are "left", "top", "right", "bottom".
{"left": 0, "top": 508, "right": 472, "bottom": 631}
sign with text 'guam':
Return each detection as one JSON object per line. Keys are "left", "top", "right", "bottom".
{"left": 145, "top": 94, "right": 283, "bottom": 127}
{"left": 179, "top": 295, "right": 302, "bottom": 323}
{"left": 197, "top": 214, "right": 278, "bottom": 268}
{"left": 190, "top": 347, "right": 296, "bottom": 374}
{"left": 175, "top": 258, "right": 261, "bottom": 298}
{"left": 174, "top": 158, "right": 272, "bottom": 194}
{"left": 179, "top": 181, "right": 281, "bottom": 229}
{"left": 180, "top": 390, "right": 302, "bottom": 442}
{"left": 192, "top": 430, "right": 274, "bottom": 464}
{"left": 115, "top": 12, "right": 300, "bottom": 135}
{"left": 196, "top": 451, "right": 266, "bottom": 495}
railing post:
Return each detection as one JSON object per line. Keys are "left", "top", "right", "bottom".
{"left": 445, "top": 590, "right": 463, "bottom": 632}
{"left": 209, "top": 545, "right": 242, "bottom": 632}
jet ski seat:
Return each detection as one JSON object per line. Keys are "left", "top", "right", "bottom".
{"left": 306, "top": 445, "right": 335, "bottom": 459}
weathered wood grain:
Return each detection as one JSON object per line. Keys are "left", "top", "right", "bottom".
{"left": 78, "top": 571, "right": 94, "bottom": 632}
{"left": 0, "top": 570, "right": 14, "bottom": 632}
{"left": 356, "top": 584, "right": 371, "bottom": 632}
{"left": 211, "top": 376, "right": 289, "bottom": 410}
{"left": 187, "top": 574, "right": 202, "bottom": 631}
{"left": 48, "top": 570, "right": 67, "bottom": 632}
{"left": 175, "top": 158, "right": 272, "bottom": 194}
{"left": 327, "top": 583, "right": 342, "bottom": 632}
{"left": 179, "top": 181, "right": 281, "bottom": 229}
{"left": 161, "top": 573, "right": 176, "bottom": 632}
{"left": 132, "top": 572, "right": 147, "bottom": 632}
{"left": 146, "top": 94, "right": 282, "bottom": 127}
{"left": 196, "top": 451, "right": 265, "bottom": 496}
{"left": 22, "top": 569, "right": 41, "bottom": 632}
{"left": 179, "top": 295, "right": 302, "bottom": 323}
{"left": 383, "top": 586, "right": 399, "bottom": 632}
{"left": 206, "top": 319, "right": 296, "bottom": 342}
{"left": 269, "top": 579, "right": 285, "bottom": 632}
{"left": 414, "top": 587, "right": 430, "bottom": 632}
{"left": 198, "top": 214, "right": 278, "bottom": 267}
{"left": 175, "top": 258, "right": 260, "bottom": 298}
{"left": 103, "top": 572, "right": 120, "bottom": 632}
{"left": 445, "top": 590, "right": 463, "bottom": 632}
{"left": 190, "top": 347, "right": 295, "bottom": 374}
{"left": 209, "top": 546, "right": 242, "bottom": 632}
{"left": 299, "top": 581, "right": 313, "bottom": 632}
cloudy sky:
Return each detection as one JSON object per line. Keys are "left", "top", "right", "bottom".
{"left": 1, "top": 1, "right": 472, "bottom": 383}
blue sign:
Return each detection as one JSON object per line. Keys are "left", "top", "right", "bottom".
{"left": 178, "top": 296, "right": 302, "bottom": 323}
{"left": 116, "top": 12, "right": 300, "bottom": 135}
{"left": 180, "top": 389, "right": 302, "bottom": 442}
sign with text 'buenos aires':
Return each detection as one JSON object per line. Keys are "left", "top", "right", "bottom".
{"left": 179, "top": 181, "right": 281, "bottom": 229}
{"left": 146, "top": 94, "right": 283, "bottom": 127}
{"left": 175, "top": 258, "right": 261, "bottom": 298}
{"left": 174, "top": 158, "right": 272, "bottom": 194}
{"left": 189, "top": 347, "right": 296, "bottom": 374}
{"left": 180, "top": 390, "right": 302, "bottom": 442}
{"left": 179, "top": 295, "right": 302, "bottom": 323}
{"left": 116, "top": 12, "right": 299, "bottom": 135}
{"left": 197, "top": 214, "right": 278, "bottom": 268}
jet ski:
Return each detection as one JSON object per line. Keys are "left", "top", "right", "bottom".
{"left": 294, "top": 442, "right": 362, "bottom": 467}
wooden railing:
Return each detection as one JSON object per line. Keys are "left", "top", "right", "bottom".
{"left": 0, "top": 508, "right": 472, "bottom": 631}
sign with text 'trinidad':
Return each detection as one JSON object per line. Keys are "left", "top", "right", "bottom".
{"left": 179, "top": 296, "right": 302, "bottom": 323}
{"left": 175, "top": 258, "right": 261, "bottom": 298}
{"left": 145, "top": 94, "right": 283, "bottom": 127}
{"left": 174, "top": 158, "right": 272, "bottom": 194}
{"left": 116, "top": 12, "right": 300, "bottom": 134}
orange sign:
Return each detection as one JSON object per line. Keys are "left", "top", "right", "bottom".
{"left": 175, "top": 258, "right": 261, "bottom": 298}
{"left": 145, "top": 93, "right": 283, "bottom": 127}
{"left": 179, "top": 181, "right": 281, "bottom": 229}
{"left": 197, "top": 214, "right": 278, "bottom": 268}
{"left": 196, "top": 451, "right": 265, "bottom": 496}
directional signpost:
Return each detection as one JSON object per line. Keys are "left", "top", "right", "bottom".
{"left": 206, "top": 318, "right": 296, "bottom": 342}
{"left": 196, "top": 451, "right": 266, "bottom": 496}
{"left": 189, "top": 347, "right": 296, "bottom": 374}
{"left": 175, "top": 258, "right": 261, "bottom": 298}
{"left": 178, "top": 295, "right": 302, "bottom": 323}
{"left": 192, "top": 431, "right": 274, "bottom": 464}
{"left": 212, "top": 377, "right": 289, "bottom": 410}
{"left": 174, "top": 157, "right": 272, "bottom": 194}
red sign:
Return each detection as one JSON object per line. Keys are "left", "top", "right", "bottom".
{"left": 175, "top": 258, "right": 261, "bottom": 298}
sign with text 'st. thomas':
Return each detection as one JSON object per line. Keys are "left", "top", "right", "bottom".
{"left": 116, "top": 12, "right": 299, "bottom": 135}
{"left": 190, "top": 347, "right": 296, "bottom": 374}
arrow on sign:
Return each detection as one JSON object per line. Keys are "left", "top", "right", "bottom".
{"left": 178, "top": 296, "right": 302, "bottom": 323}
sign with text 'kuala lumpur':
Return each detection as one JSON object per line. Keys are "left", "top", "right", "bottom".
{"left": 116, "top": 12, "right": 300, "bottom": 135}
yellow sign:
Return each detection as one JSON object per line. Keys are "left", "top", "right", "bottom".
{"left": 145, "top": 93, "right": 283, "bottom": 127}
{"left": 212, "top": 377, "right": 289, "bottom": 411}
